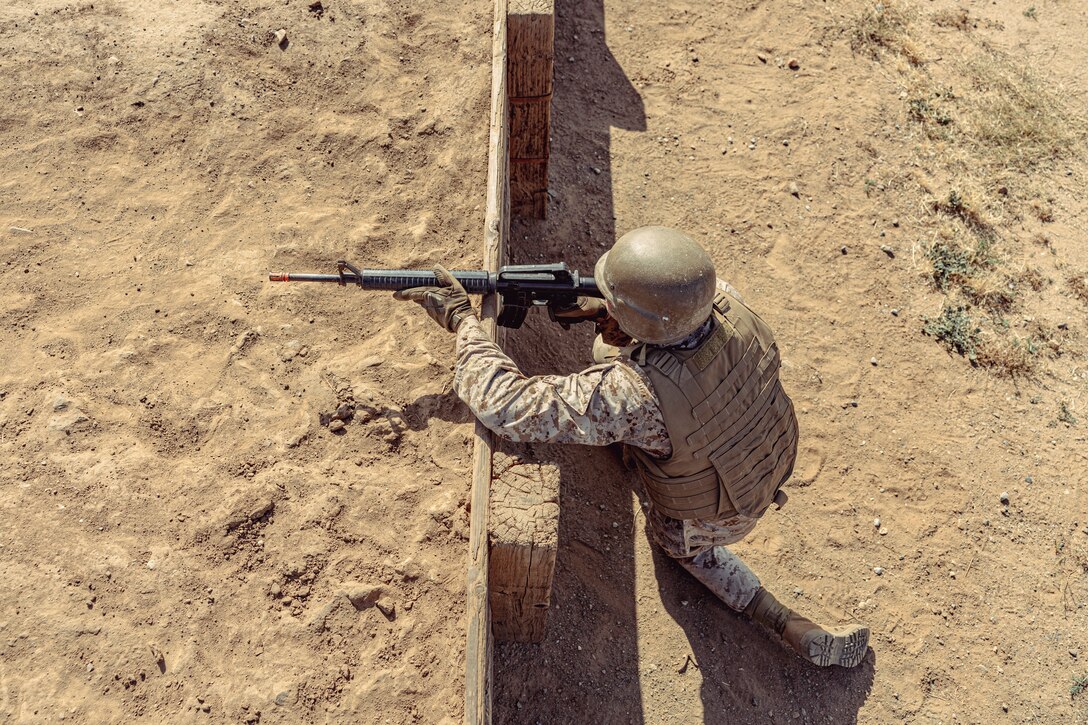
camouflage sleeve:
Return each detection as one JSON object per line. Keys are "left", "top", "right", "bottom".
{"left": 452, "top": 317, "right": 671, "bottom": 456}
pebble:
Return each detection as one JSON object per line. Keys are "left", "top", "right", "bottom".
{"left": 273, "top": 29, "right": 288, "bottom": 49}
{"left": 873, "top": 517, "right": 881, "bottom": 528}
{"left": 328, "top": 419, "right": 345, "bottom": 433}
{"left": 591, "top": 166, "right": 602, "bottom": 175}
{"left": 870, "top": 357, "right": 878, "bottom": 366}
{"left": 1000, "top": 492, "right": 1010, "bottom": 505}
{"left": 274, "top": 691, "right": 290, "bottom": 706}
{"left": 880, "top": 244, "right": 895, "bottom": 258}
{"left": 840, "top": 245, "right": 848, "bottom": 255}
{"left": 9, "top": 227, "right": 33, "bottom": 234}
{"left": 360, "top": 355, "right": 384, "bottom": 368}
{"left": 1024, "top": 476, "right": 1034, "bottom": 484}
{"left": 873, "top": 567, "right": 884, "bottom": 576}
{"left": 787, "top": 58, "right": 800, "bottom": 70}
{"left": 890, "top": 309, "right": 899, "bottom": 317}
{"left": 375, "top": 596, "right": 396, "bottom": 618}
{"left": 879, "top": 527, "right": 888, "bottom": 536}
{"left": 788, "top": 181, "right": 799, "bottom": 197}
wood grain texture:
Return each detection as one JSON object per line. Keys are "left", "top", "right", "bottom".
{"left": 510, "top": 160, "right": 548, "bottom": 218}
{"left": 465, "top": 0, "right": 509, "bottom": 722}
{"left": 507, "top": 0, "right": 552, "bottom": 219}
{"left": 489, "top": 447, "right": 559, "bottom": 643}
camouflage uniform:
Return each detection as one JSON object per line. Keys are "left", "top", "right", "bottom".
{"left": 452, "top": 280, "right": 763, "bottom": 609}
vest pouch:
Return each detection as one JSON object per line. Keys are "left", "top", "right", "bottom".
{"left": 709, "top": 439, "right": 785, "bottom": 518}
{"left": 634, "top": 461, "right": 725, "bottom": 520}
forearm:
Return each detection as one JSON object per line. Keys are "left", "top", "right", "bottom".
{"left": 452, "top": 317, "right": 665, "bottom": 450}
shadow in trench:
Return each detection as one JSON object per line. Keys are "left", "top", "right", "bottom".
{"left": 492, "top": 0, "right": 646, "bottom": 723}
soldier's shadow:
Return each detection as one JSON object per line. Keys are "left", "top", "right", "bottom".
{"left": 649, "top": 543, "right": 876, "bottom": 724}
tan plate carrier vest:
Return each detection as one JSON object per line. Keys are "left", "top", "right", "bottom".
{"left": 626, "top": 291, "right": 798, "bottom": 521}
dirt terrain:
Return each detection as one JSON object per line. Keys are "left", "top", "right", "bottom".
{"left": 1, "top": 1, "right": 1087, "bottom": 724}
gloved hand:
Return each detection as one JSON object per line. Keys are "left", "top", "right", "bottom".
{"left": 393, "top": 266, "right": 477, "bottom": 332}
{"left": 597, "top": 315, "right": 633, "bottom": 347}
{"left": 550, "top": 296, "right": 609, "bottom": 324}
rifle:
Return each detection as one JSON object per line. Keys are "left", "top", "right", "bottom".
{"left": 268, "top": 260, "right": 603, "bottom": 329}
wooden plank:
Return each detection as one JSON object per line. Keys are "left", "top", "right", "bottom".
{"left": 489, "top": 446, "right": 559, "bottom": 643}
{"left": 507, "top": 0, "right": 553, "bottom": 219}
{"left": 465, "top": 0, "right": 509, "bottom": 722}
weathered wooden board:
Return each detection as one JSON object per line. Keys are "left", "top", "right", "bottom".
{"left": 465, "top": 0, "right": 509, "bottom": 722}
{"left": 489, "top": 447, "right": 559, "bottom": 643}
{"left": 507, "top": 0, "right": 553, "bottom": 218}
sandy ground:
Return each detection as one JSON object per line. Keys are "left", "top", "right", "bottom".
{"left": 2, "top": 0, "right": 1087, "bottom": 724}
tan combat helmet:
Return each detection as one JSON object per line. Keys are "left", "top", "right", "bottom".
{"left": 594, "top": 226, "right": 717, "bottom": 345}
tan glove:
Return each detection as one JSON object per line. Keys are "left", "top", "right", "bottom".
{"left": 550, "top": 296, "right": 609, "bottom": 324}
{"left": 393, "top": 266, "right": 477, "bottom": 333}
{"left": 597, "top": 315, "right": 633, "bottom": 347}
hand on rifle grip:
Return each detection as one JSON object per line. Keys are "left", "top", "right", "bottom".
{"left": 549, "top": 297, "right": 609, "bottom": 329}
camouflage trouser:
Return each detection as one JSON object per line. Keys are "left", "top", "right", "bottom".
{"left": 645, "top": 492, "right": 763, "bottom": 612}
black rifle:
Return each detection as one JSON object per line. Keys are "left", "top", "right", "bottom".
{"left": 269, "top": 260, "right": 602, "bottom": 329}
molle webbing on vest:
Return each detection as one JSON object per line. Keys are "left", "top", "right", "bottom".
{"left": 630, "top": 291, "right": 798, "bottom": 521}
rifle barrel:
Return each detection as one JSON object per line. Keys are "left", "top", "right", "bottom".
{"left": 269, "top": 269, "right": 495, "bottom": 293}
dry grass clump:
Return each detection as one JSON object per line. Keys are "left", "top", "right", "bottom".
{"left": 1068, "top": 273, "right": 1088, "bottom": 304}
{"left": 932, "top": 8, "right": 971, "bottom": 31}
{"left": 957, "top": 54, "right": 1083, "bottom": 174}
{"left": 851, "top": 1, "right": 924, "bottom": 65}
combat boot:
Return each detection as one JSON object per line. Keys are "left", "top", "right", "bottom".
{"left": 744, "top": 587, "right": 869, "bottom": 668}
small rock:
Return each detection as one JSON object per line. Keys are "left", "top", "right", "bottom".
{"left": 273, "top": 29, "right": 288, "bottom": 49}
{"left": 9, "top": 226, "right": 33, "bottom": 234}
{"left": 590, "top": 166, "right": 602, "bottom": 175}
{"left": 890, "top": 309, "right": 899, "bottom": 317}
{"left": 879, "top": 526, "right": 888, "bottom": 536}
{"left": 873, "top": 567, "right": 884, "bottom": 576}
{"left": 782, "top": 139, "right": 790, "bottom": 147}
{"left": 788, "top": 181, "right": 799, "bottom": 197}
{"left": 880, "top": 244, "right": 895, "bottom": 258}
{"left": 1071, "top": 649, "right": 1079, "bottom": 658}
{"left": 873, "top": 517, "right": 881, "bottom": 528}
{"left": 892, "top": 218, "right": 900, "bottom": 227}
{"left": 361, "top": 355, "right": 384, "bottom": 368}
{"left": 757, "top": 53, "right": 767, "bottom": 63}
{"left": 1000, "top": 492, "right": 1010, "bottom": 505}
{"left": 274, "top": 691, "right": 290, "bottom": 706}
{"left": 870, "top": 357, "right": 878, "bottom": 366}
{"left": 270, "top": 582, "right": 282, "bottom": 597}
{"left": 328, "top": 419, "right": 345, "bottom": 433}
{"left": 345, "top": 584, "right": 384, "bottom": 610}
{"left": 375, "top": 597, "right": 396, "bottom": 619}
{"left": 787, "top": 58, "right": 800, "bottom": 70}
{"left": 332, "top": 403, "right": 354, "bottom": 421}
{"left": 1024, "top": 476, "right": 1033, "bottom": 484}
{"left": 840, "top": 245, "right": 848, "bottom": 255}
{"left": 53, "top": 396, "right": 71, "bottom": 412}
{"left": 849, "top": 400, "right": 859, "bottom": 408}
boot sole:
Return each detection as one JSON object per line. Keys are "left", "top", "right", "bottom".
{"left": 804, "top": 626, "right": 869, "bottom": 668}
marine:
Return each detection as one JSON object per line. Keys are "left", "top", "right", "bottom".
{"left": 394, "top": 226, "right": 870, "bottom": 668}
